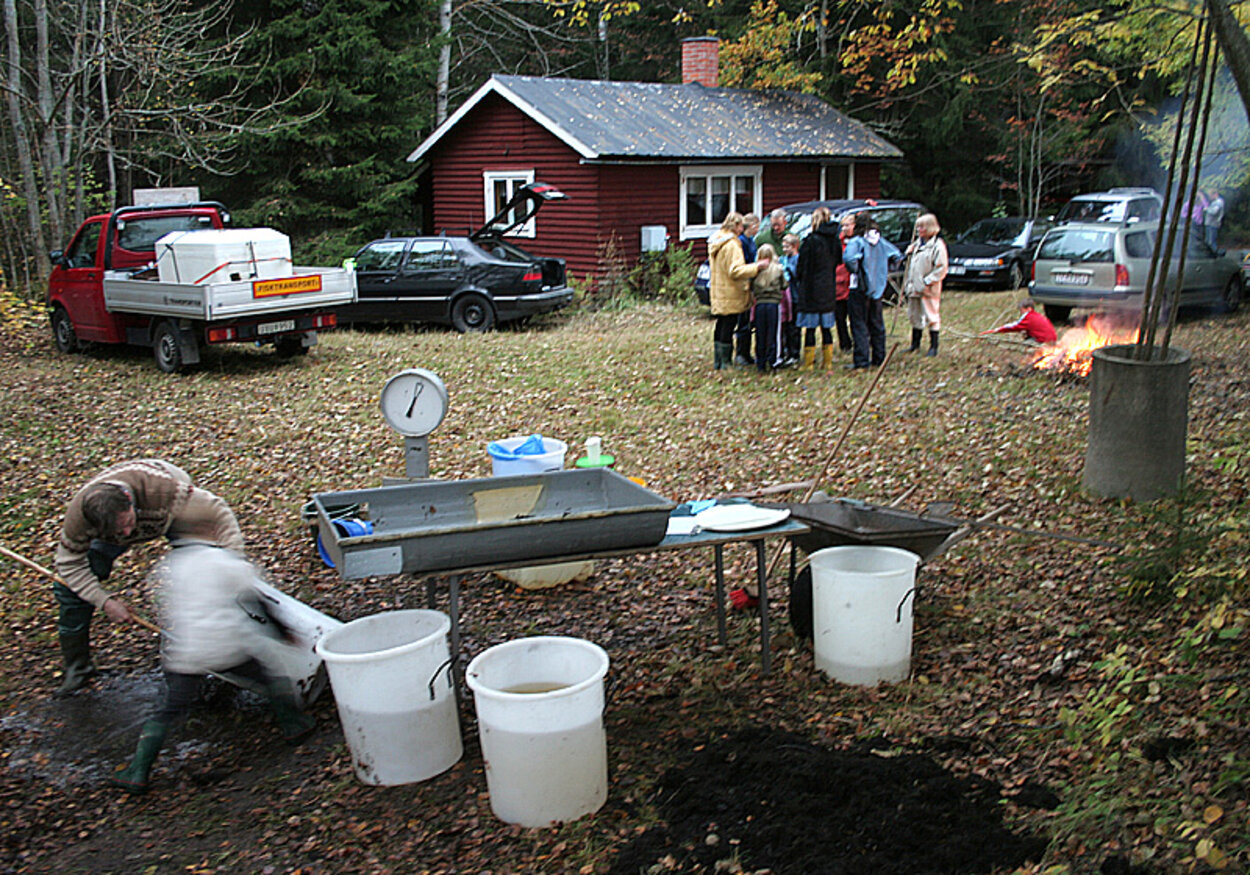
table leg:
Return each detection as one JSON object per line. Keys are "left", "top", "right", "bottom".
{"left": 448, "top": 574, "right": 461, "bottom": 657}
{"left": 756, "top": 540, "right": 770, "bottom": 675}
{"left": 425, "top": 579, "right": 436, "bottom": 610}
{"left": 448, "top": 574, "right": 464, "bottom": 711}
{"left": 714, "top": 544, "right": 727, "bottom": 646}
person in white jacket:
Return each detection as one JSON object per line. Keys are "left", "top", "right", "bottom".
{"left": 110, "top": 534, "right": 314, "bottom": 794}
{"left": 902, "top": 213, "right": 949, "bottom": 356}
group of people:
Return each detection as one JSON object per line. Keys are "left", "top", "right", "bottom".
{"left": 707, "top": 207, "right": 951, "bottom": 372}
{"left": 1186, "top": 189, "right": 1226, "bottom": 250}
{"left": 52, "top": 459, "right": 315, "bottom": 794}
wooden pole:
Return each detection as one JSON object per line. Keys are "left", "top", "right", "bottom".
{"left": 0, "top": 543, "right": 163, "bottom": 635}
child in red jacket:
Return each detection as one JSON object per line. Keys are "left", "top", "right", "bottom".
{"left": 982, "top": 300, "right": 1057, "bottom": 344}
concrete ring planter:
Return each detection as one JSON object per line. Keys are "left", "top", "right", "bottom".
{"left": 1082, "top": 343, "right": 1191, "bottom": 501}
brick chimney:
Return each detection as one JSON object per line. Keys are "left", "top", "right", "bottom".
{"left": 681, "top": 36, "right": 719, "bottom": 87}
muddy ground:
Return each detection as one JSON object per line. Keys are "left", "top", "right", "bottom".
{"left": 6, "top": 559, "right": 1057, "bottom": 875}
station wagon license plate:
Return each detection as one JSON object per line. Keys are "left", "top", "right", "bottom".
{"left": 1052, "top": 272, "right": 1090, "bottom": 286}
{"left": 257, "top": 319, "right": 296, "bottom": 335}
{"left": 947, "top": 264, "right": 966, "bottom": 275}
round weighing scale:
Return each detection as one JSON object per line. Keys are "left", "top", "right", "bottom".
{"left": 379, "top": 368, "right": 448, "bottom": 478}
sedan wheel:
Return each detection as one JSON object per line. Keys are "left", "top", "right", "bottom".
{"left": 1043, "top": 303, "right": 1072, "bottom": 325}
{"left": 1008, "top": 262, "right": 1024, "bottom": 291}
{"left": 451, "top": 293, "right": 496, "bottom": 333}
{"left": 1223, "top": 276, "right": 1243, "bottom": 314}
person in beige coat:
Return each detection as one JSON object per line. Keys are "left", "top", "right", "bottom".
{"left": 52, "top": 459, "right": 244, "bottom": 695}
{"left": 903, "top": 213, "right": 949, "bottom": 356}
{"left": 707, "top": 212, "right": 762, "bottom": 369}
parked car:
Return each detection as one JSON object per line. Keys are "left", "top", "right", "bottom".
{"left": 340, "top": 182, "right": 572, "bottom": 332}
{"left": 1054, "top": 187, "right": 1163, "bottom": 225}
{"left": 1029, "top": 220, "right": 1242, "bottom": 324}
{"left": 946, "top": 216, "right": 1051, "bottom": 290}
{"left": 693, "top": 198, "right": 926, "bottom": 305}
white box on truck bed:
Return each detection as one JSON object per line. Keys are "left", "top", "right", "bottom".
{"left": 155, "top": 228, "right": 293, "bottom": 284}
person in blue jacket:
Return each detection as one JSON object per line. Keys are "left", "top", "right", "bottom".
{"left": 841, "top": 213, "right": 902, "bottom": 369}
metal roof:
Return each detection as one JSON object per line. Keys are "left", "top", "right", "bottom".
{"left": 408, "top": 74, "right": 902, "bottom": 164}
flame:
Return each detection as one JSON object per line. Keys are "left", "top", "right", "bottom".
{"left": 1031, "top": 313, "right": 1140, "bottom": 377}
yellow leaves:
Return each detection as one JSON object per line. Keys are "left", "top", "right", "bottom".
{"left": 539, "top": 0, "right": 640, "bottom": 27}
{"left": 719, "top": 1, "right": 823, "bottom": 93}
{"left": 838, "top": 0, "right": 960, "bottom": 97}
{"left": 1195, "top": 837, "right": 1229, "bottom": 868}
{"left": 1203, "top": 804, "right": 1224, "bottom": 824}
{"left": 0, "top": 285, "right": 44, "bottom": 330}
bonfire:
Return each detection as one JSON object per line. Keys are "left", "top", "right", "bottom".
{"left": 1032, "top": 313, "right": 1140, "bottom": 377}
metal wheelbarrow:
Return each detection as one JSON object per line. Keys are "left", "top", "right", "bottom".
{"left": 767, "top": 497, "right": 1114, "bottom": 639}
{"left": 764, "top": 498, "right": 975, "bottom": 640}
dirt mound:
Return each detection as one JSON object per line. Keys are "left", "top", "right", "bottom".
{"left": 611, "top": 726, "right": 1049, "bottom": 875}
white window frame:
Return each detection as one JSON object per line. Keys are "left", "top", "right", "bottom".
{"left": 483, "top": 169, "right": 536, "bottom": 238}
{"left": 679, "top": 164, "right": 763, "bottom": 241}
{"left": 820, "top": 163, "right": 855, "bottom": 200}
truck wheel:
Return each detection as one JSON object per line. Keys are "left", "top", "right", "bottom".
{"left": 274, "top": 336, "right": 309, "bottom": 357}
{"left": 51, "top": 307, "right": 79, "bottom": 353}
{"left": 153, "top": 322, "right": 184, "bottom": 373}
{"left": 451, "top": 293, "right": 496, "bottom": 333}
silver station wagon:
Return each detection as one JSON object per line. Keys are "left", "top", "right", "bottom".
{"left": 1029, "top": 221, "right": 1243, "bottom": 324}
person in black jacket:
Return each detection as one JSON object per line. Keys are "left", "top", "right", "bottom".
{"left": 793, "top": 208, "right": 843, "bottom": 373}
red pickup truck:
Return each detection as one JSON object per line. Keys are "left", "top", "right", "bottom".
{"left": 48, "top": 201, "right": 357, "bottom": 372}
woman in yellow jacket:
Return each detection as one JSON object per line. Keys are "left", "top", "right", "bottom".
{"left": 708, "top": 212, "right": 763, "bottom": 369}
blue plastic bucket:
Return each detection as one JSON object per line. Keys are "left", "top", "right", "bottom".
{"left": 317, "top": 518, "right": 374, "bottom": 568}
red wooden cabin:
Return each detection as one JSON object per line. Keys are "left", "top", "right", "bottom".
{"left": 408, "top": 39, "right": 902, "bottom": 284}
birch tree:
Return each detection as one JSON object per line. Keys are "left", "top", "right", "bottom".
{"left": 0, "top": 0, "right": 302, "bottom": 295}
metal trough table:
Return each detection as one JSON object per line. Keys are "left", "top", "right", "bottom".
{"left": 313, "top": 471, "right": 808, "bottom": 674}
{"left": 412, "top": 517, "right": 809, "bottom": 677}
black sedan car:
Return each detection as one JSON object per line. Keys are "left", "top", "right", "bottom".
{"left": 945, "top": 216, "right": 1052, "bottom": 290}
{"left": 340, "top": 183, "right": 572, "bottom": 332}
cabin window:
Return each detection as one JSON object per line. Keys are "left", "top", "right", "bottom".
{"left": 483, "top": 170, "right": 536, "bottom": 238}
{"left": 679, "top": 165, "right": 762, "bottom": 240}
{"left": 821, "top": 164, "right": 854, "bottom": 200}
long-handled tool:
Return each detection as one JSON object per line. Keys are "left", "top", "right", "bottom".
{"left": 0, "top": 543, "right": 163, "bottom": 634}
{"left": 758, "top": 342, "right": 900, "bottom": 586}
{"left": 921, "top": 513, "right": 1122, "bottom": 551}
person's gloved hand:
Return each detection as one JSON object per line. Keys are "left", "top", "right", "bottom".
{"left": 87, "top": 540, "right": 128, "bottom": 580}
{"left": 729, "top": 588, "right": 759, "bottom": 611}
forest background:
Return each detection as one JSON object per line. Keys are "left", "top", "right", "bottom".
{"left": 2, "top": 0, "right": 1249, "bottom": 296}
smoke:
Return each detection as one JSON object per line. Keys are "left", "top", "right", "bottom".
{"left": 1134, "top": 66, "right": 1250, "bottom": 211}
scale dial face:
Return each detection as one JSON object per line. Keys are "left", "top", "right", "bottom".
{"left": 379, "top": 369, "right": 448, "bottom": 437}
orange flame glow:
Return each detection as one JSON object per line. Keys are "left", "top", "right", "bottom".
{"left": 1031, "top": 314, "right": 1140, "bottom": 377}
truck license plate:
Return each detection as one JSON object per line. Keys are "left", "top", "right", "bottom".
{"left": 258, "top": 319, "right": 296, "bottom": 335}
{"left": 1053, "top": 272, "right": 1090, "bottom": 286}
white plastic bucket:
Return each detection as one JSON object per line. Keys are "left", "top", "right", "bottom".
{"left": 466, "top": 636, "right": 609, "bottom": 827}
{"left": 314, "top": 610, "right": 462, "bottom": 785}
{"left": 809, "top": 546, "right": 920, "bottom": 686}
{"left": 487, "top": 436, "right": 568, "bottom": 476}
